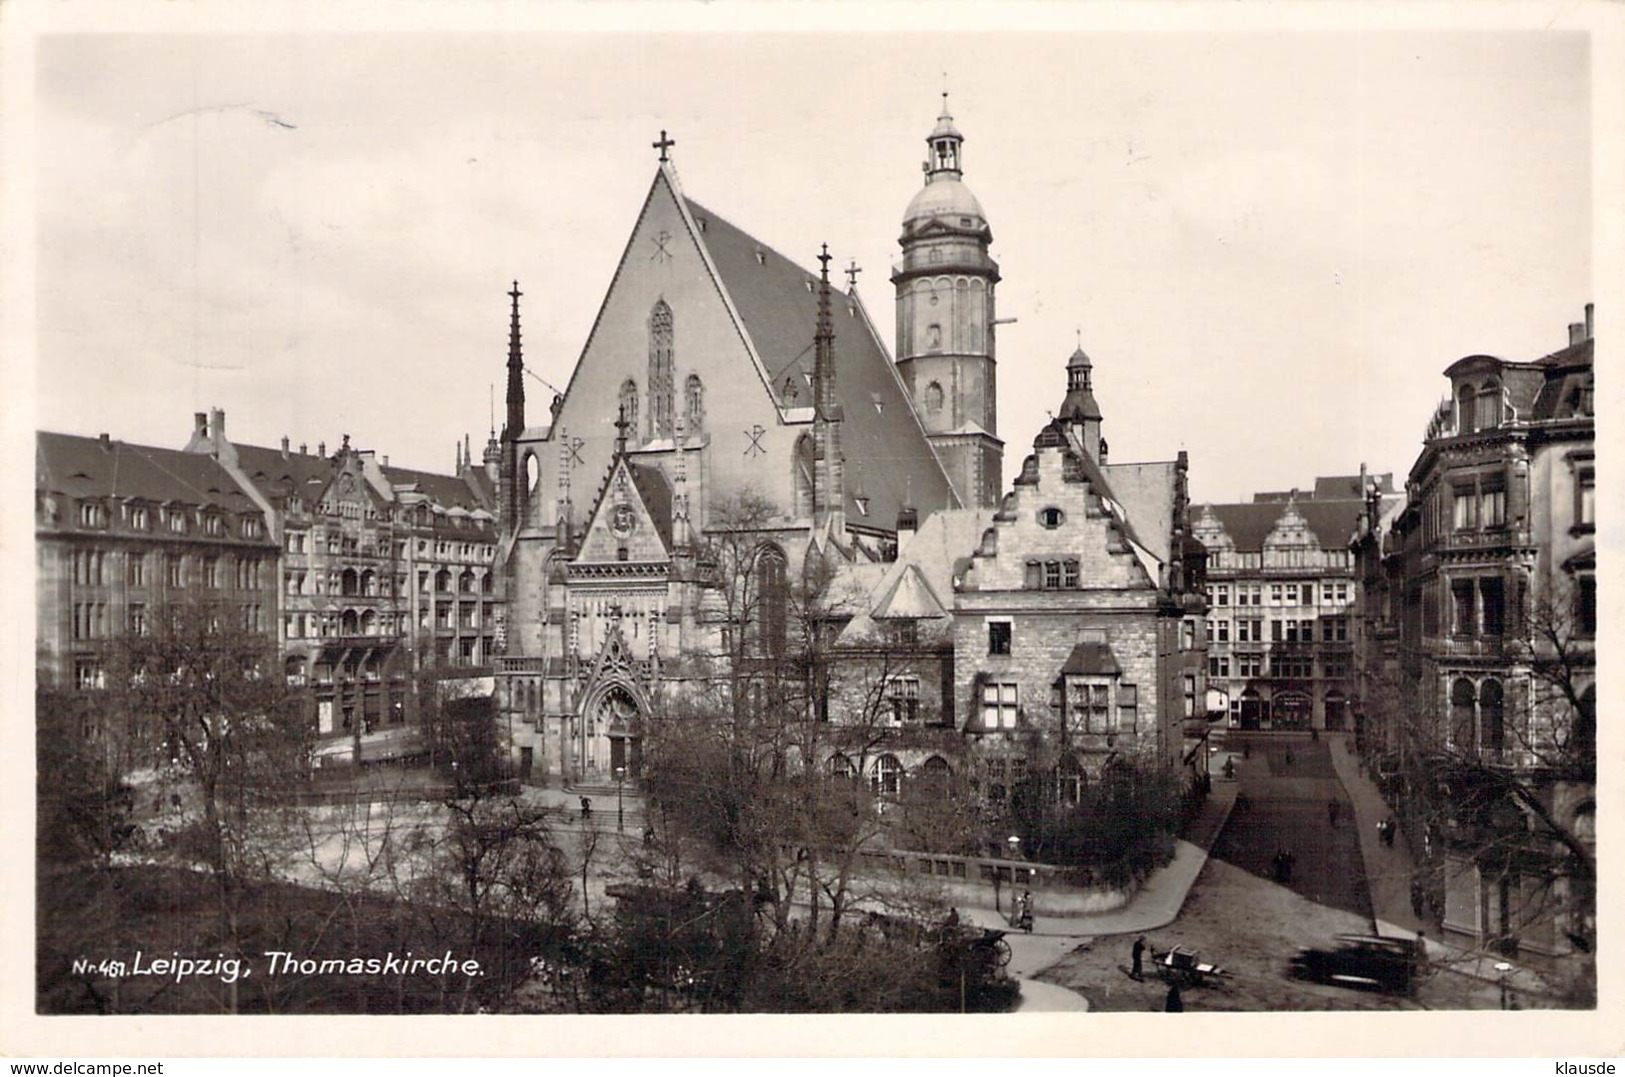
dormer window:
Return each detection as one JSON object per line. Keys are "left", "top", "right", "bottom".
{"left": 130, "top": 505, "right": 149, "bottom": 530}
{"left": 204, "top": 514, "right": 224, "bottom": 537}
{"left": 1039, "top": 507, "right": 1065, "bottom": 529}
{"left": 1477, "top": 381, "right": 1503, "bottom": 429}
{"left": 78, "top": 501, "right": 107, "bottom": 528}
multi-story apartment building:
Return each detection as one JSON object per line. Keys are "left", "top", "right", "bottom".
{"left": 1351, "top": 306, "right": 1595, "bottom": 968}
{"left": 36, "top": 431, "right": 278, "bottom": 695}
{"left": 182, "top": 409, "right": 502, "bottom": 756}
{"left": 1192, "top": 474, "right": 1399, "bottom": 732}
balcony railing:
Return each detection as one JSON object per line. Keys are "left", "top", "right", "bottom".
{"left": 1431, "top": 636, "right": 1510, "bottom": 657}
{"left": 1436, "top": 528, "right": 1530, "bottom": 553}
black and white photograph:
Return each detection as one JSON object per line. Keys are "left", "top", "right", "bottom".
{"left": 4, "top": 0, "right": 1615, "bottom": 1058}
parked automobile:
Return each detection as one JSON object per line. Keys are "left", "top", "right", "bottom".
{"left": 1289, "top": 934, "right": 1422, "bottom": 995}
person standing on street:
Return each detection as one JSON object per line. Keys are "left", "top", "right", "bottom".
{"left": 1165, "top": 982, "right": 1184, "bottom": 1012}
{"left": 1131, "top": 935, "right": 1147, "bottom": 980}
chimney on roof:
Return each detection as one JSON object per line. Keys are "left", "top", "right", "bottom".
{"left": 318, "top": 441, "right": 326, "bottom": 458}
{"left": 194, "top": 412, "right": 207, "bottom": 437}
{"left": 1568, "top": 322, "right": 1585, "bottom": 346}
{"left": 99, "top": 433, "right": 111, "bottom": 451}
{"left": 383, "top": 455, "right": 389, "bottom": 468}
{"left": 1585, "top": 302, "right": 1594, "bottom": 340}
{"left": 281, "top": 436, "right": 290, "bottom": 458}
{"left": 300, "top": 442, "right": 308, "bottom": 455}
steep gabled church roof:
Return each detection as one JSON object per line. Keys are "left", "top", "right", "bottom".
{"left": 684, "top": 196, "right": 961, "bottom": 529}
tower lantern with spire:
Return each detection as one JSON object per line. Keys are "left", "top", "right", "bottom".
{"left": 892, "top": 95, "right": 1004, "bottom": 509}
{"left": 1059, "top": 342, "right": 1105, "bottom": 464}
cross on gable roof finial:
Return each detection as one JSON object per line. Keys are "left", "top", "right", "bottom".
{"left": 817, "top": 243, "right": 832, "bottom": 279}
{"left": 614, "top": 402, "right": 630, "bottom": 453}
{"left": 652, "top": 129, "right": 676, "bottom": 163}
{"left": 845, "top": 259, "right": 862, "bottom": 290}
{"left": 509, "top": 280, "right": 522, "bottom": 303}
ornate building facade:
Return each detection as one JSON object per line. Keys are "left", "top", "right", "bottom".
{"left": 36, "top": 431, "right": 278, "bottom": 695}
{"left": 1193, "top": 474, "right": 1400, "bottom": 732}
{"left": 182, "top": 409, "right": 502, "bottom": 761}
{"left": 1351, "top": 306, "right": 1595, "bottom": 967}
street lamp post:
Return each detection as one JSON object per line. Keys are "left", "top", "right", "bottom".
{"left": 1006, "top": 836, "right": 1021, "bottom": 926}
{"left": 616, "top": 766, "right": 626, "bottom": 833}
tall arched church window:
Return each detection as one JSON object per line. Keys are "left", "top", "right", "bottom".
{"left": 756, "top": 544, "right": 788, "bottom": 658}
{"left": 619, "top": 379, "right": 640, "bottom": 443}
{"left": 685, "top": 373, "right": 705, "bottom": 433}
{"left": 793, "top": 434, "right": 816, "bottom": 517}
{"left": 648, "top": 300, "right": 674, "bottom": 438}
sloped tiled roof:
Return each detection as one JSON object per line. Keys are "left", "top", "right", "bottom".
{"left": 835, "top": 507, "right": 996, "bottom": 644}
{"left": 687, "top": 197, "right": 960, "bottom": 529}
{"left": 1313, "top": 473, "right": 1395, "bottom": 500}
{"left": 382, "top": 463, "right": 490, "bottom": 512}
{"left": 1059, "top": 642, "right": 1121, "bottom": 677}
{"left": 38, "top": 431, "right": 261, "bottom": 513}
{"left": 233, "top": 443, "right": 334, "bottom": 500}
{"left": 872, "top": 563, "right": 948, "bottom": 620}
{"left": 1530, "top": 338, "right": 1594, "bottom": 421}
{"left": 1101, "top": 461, "right": 1177, "bottom": 563}
{"left": 1204, "top": 499, "right": 1367, "bottom": 552}
{"left": 628, "top": 461, "right": 675, "bottom": 551}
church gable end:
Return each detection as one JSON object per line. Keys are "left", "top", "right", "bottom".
{"left": 576, "top": 457, "right": 672, "bottom": 567}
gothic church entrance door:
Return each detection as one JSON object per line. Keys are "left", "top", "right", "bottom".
{"left": 597, "top": 686, "right": 642, "bottom": 778}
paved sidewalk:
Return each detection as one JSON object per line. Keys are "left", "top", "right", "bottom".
{"left": 956, "top": 777, "right": 1238, "bottom": 939}
{"left": 1324, "top": 733, "right": 1559, "bottom": 1001}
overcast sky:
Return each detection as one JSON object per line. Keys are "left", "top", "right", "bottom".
{"left": 28, "top": 22, "right": 1592, "bottom": 504}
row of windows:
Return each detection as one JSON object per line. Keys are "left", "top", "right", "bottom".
{"left": 1023, "top": 559, "right": 1080, "bottom": 590}
{"left": 1210, "top": 582, "right": 1350, "bottom": 607}
{"left": 615, "top": 301, "right": 707, "bottom": 441}
{"left": 1207, "top": 617, "right": 1349, "bottom": 644}
{"left": 74, "top": 500, "right": 264, "bottom": 538}
{"left": 74, "top": 552, "right": 269, "bottom": 592}
{"left": 1209, "top": 653, "right": 1351, "bottom": 679}
{"left": 1207, "top": 549, "right": 1353, "bottom": 571}
{"left": 1209, "top": 653, "right": 1345, "bottom": 679}
{"left": 285, "top": 528, "right": 495, "bottom": 562}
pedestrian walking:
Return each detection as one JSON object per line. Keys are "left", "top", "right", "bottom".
{"left": 1165, "top": 982, "right": 1184, "bottom": 1012}
{"left": 580, "top": 795, "right": 592, "bottom": 820}
{"left": 1131, "top": 935, "right": 1147, "bottom": 981}
{"left": 1410, "top": 876, "right": 1425, "bottom": 917}
{"left": 1383, "top": 815, "right": 1397, "bottom": 847}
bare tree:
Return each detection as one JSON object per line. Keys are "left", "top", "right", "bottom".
{"left": 1358, "top": 574, "right": 1594, "bottom": 997}
{"left": 100, "top": 597, "right": 311, "bottom": 1011}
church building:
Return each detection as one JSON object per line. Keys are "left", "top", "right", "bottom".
{"left": 493, "top": 104, "right": 1004, "bottom": 784}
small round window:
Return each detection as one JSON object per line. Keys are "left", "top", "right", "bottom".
{"left": 1039, "top": 507, "right": 1065, "bottom": 529}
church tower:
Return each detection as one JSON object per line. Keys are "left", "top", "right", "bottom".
{"left": 893, "top": 96, "right": 1004, "bottom": 509}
